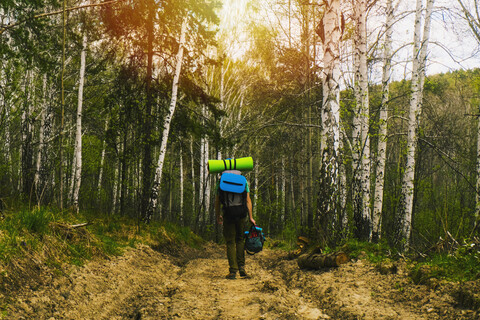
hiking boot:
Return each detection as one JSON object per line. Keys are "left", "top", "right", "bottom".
{"left": 239, "top": 270, "right": 250, "bottom": 279}
{"left": 225, "top": 272, "right": 236, "bottom": 280}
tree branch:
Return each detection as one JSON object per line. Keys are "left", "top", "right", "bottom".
{"left": 0, "top": 0, "right": 124, "bottom": 35}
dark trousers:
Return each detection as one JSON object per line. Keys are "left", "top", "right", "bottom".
{"left": 223, "top": 217, "right": 246, "bottom": 273}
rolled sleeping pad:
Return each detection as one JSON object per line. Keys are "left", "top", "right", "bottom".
{"left": 208, "top": 157, "right": 253, "bottom": 173}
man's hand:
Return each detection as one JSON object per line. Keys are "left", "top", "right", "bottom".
{"left": 250, "top": 217, "right": 256, "bottom": 225}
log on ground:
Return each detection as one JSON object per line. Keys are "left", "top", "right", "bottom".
{"left": 297, "top": 251, "right": 349, "bottom": 269}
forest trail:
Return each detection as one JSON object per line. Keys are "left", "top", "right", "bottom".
{"left": 7, "top": 243, "right": 479, "bottom": 320}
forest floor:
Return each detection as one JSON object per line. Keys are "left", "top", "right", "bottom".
{"left": 5, "top": 242, "right": 480, "bottom": 320}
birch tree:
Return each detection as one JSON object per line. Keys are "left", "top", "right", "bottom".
{"left": 179, "top": 144, "right": 184, "bottom": 224}
{"left": 372, "top": 0, "right": 396, "bottom": 241}
{"left": 317, "top": 0, "right": 344, "bottom": 244}
{"left": 71, "top": 33, "right": 87, "bottom": 213}
{"left": 399, "top": 0, "right": 435, "bottom": 247}
{"left": 352, "top": 0, "right": 372, "bottom": 241}
{"left": 34, "top": 74, "right": 50, "bottom": 204}
{"left": 145, "top": 17, "right": 188, "bottom": 223}
{"left": 97, "top": 116, "right": 109, "bottom": 192}
{"left": 21, "top": 70, "right": 34, "bottom": 198}
{"left": 457, "top": 0, "right": 480, "bottom": 233}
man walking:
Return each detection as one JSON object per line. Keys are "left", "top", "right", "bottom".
{"left": 215, "top": 170, "right": 255, "bottom": 279}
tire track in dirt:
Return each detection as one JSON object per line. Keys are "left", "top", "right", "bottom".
{"left": 6, "top": 244, "right": 480, "bottom": 319}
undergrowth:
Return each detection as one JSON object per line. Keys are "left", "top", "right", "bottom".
{"left": 0, "top": 206, "right": 204, "bottom": 268}
{"left": 0, "top": 205, "right": 205, "bottom": 319}
{"left": 342, "top": 239, "right": 480, "bottom": 282}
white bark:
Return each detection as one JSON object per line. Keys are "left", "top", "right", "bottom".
{"left": 321, "top": 0, "right": 342, "bottom": 155}
{"left": 401, "top": 0, "right": 435, "bottom": 247}
{"left": 281, "top": 157, "right": 286, "bottom": 222}
{"left": 34, "top": 74, "right": 47, "bottom": 192}
{"left": 204, "top": 140, "right": 211, "bottom": 222}
{"left": 190, "top": 137, "right": 196, "bottom": 214}
{"left": 180, "top": 145, "right": 184, "bottom": 223}
{"left": 199, "top": 128, "right": 210, "bottom": 225}
{"left": 352, "top": 0, "right": 372, "bottom": 240}
{"left": 339, "top": 129, "right": 348, "bottom": 229}
{"left": 147, "top": 17, "right": 188, "bottom": 218}
{"left": 72, "top": 33, "right": 87, "bottom": 212}
{"left": 199, "top": 133, "right": 205, "bottom": 213}
{"left": 373, "top": 0, "right": 396, "bottom": 240}
{"left": 1, "top": 67, "right": 13, "bottom": 186}
{"left": 476, "top": 104, "right": 480, "bottom": 228}
{"left": 112, "top": 135, "right": 121, "bottom": 214}
{"left": 97, "top": 116, "right": 109, "bottom": 192}
{"left": 320, "top": 0, "right": 342, "bottom": 216}
{"left": 21, "top": 70, "right": 33, "bottom": 194}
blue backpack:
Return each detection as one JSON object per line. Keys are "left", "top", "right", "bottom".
{"left": 219, "top": 172, "right": 248, "bottom": 220}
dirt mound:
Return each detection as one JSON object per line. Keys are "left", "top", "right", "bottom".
{"left": 4, "top": 243, "right": 480, "bottom": 319}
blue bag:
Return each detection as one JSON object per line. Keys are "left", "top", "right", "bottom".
{"left": 219, "top": 172, "right": 247, "bottom": 194}
{"left": 244, "top": 225, "right": 265, "bottom": 255}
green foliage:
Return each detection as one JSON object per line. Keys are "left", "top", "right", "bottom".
{"left": 341, "top": 239, "right": 397, "bottom": 263}
{"left": 152, "top": 221, "right": 204, "bottom": 249}
{"left": 340, "top": 239, "right": 480, "bottom": 283}
{"left": 18, "top": 207, "right": 54, "bottom": 234}
{"left": 0, "top": 205, "right": 207, "bottom": 271}
{"left": 68, "top": 243, "right": 93, "bottom": 266}
{"left": 411, "top": 248, "right": 480, "bottom": 283}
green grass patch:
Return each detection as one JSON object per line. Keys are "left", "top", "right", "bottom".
{"left": 96, "top": 234, "right": 124, "bottom": 256}
{"left": 340, "top": 239, "right": 396, "bottom": 263}
{"left": 410, "top": 251, "right": 480, "bottom": 282}
{"left": 151, "top": 221, "right": 204, "bottom": 249}
{"left": 18, "top": 208, "right": 55, "bottom": 234}
{"left": 340, "top": 239, "right": 480, "bottom": 282}
{"left": 68, "top": 243, "right": 93, "bottom": 266}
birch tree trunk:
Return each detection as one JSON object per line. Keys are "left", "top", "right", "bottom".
{"left": 112, "top": 135, "right": 121, "bottom": 215}
{"left": 180, "top": 144, "right": 184, "bottom": 224}
{"left": 199, "top": 130, "right": 210, "bottom": 227}
{"left": 399, "top": 0, "right": 435, "bottom": 248}
{"left": 59, "top": 0, "right": 67, "bottom": 210}
{"left": 190, "top": 137, "right": 196, "bottom": 219}
{"left": 97, "top": 116, "right": 109, "bottom": 192}
{"left": 0, "top": 67, "right": 14, "bottom": 187}
{"left": 199, "top": 134, "right": 205, "bottom": 220}
{"left": 281, "top": 157, "right": 286, "bottom": 223}
{"left": 141, "top": 0, "right": 155, "bottom": 217}
{"left": 339, "top": 129, "right": 348, "bottom": 233}
{"left": 21, "top": 70, "right": 34, "bottom": 198}
{"left": 317, "top": 0, "right": 343, "bottom": 245}
{"left": 475, "top": 104, "right": 480, "bottom": 231}
{"left": 204, "top": 140, "right": 211, "bottom": 225}
{"left": 145, "top": 17, "right": 188, "bottom": 223}
{"left": 34, "top": 74, "right": 48, "bottom": 204}
{"left": 352, "top": 0, "right": 372, "bottom": 241}
{"left": 71, "top": 33, "right": 87, "bottom": 213}
{"left": 372, "top": 0, "right": 395, "bottom": 241}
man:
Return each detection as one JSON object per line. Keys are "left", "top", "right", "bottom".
{"left": 215, "top": 170, "right": 255, "bottom": 279}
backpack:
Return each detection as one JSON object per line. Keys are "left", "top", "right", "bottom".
{"left": 219, "top": 172, "right": 248, "bottom": 221}
{"left": 244, "top": 225, "right": 265, "bottom": 255}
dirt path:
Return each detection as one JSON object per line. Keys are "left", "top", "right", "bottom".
{"left": 7, "top": 244, "right": 479, "bottom": 319}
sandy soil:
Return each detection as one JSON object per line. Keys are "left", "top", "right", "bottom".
{"left": 6, "top": 243, "right": 480, "bottom": 319}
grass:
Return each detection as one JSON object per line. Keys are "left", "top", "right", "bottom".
{"left": 339, "top": 239, "right": 396, "bottom": 263}
{"left": 410, "top": 251, "right": 480, "bottom": 283}
{"left": 0, "top": 206, "right": 204, "bottom": 268}
{"left": 341, "top": 239, "right": 480, "bottom": 282}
